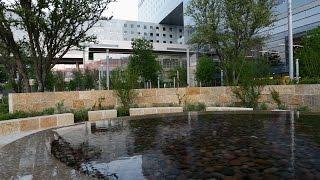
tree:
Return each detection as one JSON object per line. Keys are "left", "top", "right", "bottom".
{"left": 195, "top": 56, "right": 218, "bottom": 87}
{"left": 232, "top": 57, "right": 271, "bottom": 109}
{"left": 168, "top": 67, "right": 188, "bottom": 87}
{"left": 0, "top": 0, "right": 114, "bottom": 92}
{"left": 297, "top": 27, "right": 320, "bottom": 78}
{"left": 186, "top": 0, "right": 275, "bottom": 85}
{"left": 128, "top": 38, "right": 161, "bottom": 85}
{"left": 111, "top": 68, "right": 139, "bottom": 110}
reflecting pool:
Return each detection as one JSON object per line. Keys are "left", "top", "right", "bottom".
{"left": 1, "top": 112, "right": 320, "bottom": 179}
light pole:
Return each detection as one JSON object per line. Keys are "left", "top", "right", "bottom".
{"left": 296, "top": 58, "right": 299, "bottom": 83}
{"left": 288, "top": 0, "right": 294, "bottom": 80}
{"left": 106, "top": 49, "right": 110, "bottom": 90}
{"left": 187, "top": 48, "right": 190, "bottom": 87}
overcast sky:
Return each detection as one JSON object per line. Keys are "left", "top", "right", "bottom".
{"left": 104, "top": 0, "right": 138, "bottom": 21}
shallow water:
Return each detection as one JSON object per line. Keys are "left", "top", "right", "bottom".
{"left": 1, "top": 112, "right": 320, "bottom": 179}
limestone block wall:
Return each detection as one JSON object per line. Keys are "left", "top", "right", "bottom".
{"left": 0, "top": 113, "right": 74, "bottom": 137}
{"left": 130, "top": 107, "right": 184, "bottom": 116}
{"left": 88, "top": 110, "right": 118, "bottom": 122}
{"left": 8, "top": 84, "right": 320, "bottom": 113}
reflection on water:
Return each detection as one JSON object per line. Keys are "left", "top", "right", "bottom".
{"left": 51, "top": 112, "right": 320, "bottom": 179}
{"left": 1, "top": 112, "right": 320, "bottom": 179}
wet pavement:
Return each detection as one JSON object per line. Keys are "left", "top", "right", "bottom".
{"left": 1, "top": 112, "right": 320, "bottom": 179}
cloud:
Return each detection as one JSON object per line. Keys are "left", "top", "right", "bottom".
{"left": 104, "top": 0, "right": 138, "bottom": 21}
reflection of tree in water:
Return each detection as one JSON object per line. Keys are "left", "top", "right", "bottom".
{"left": 296, "top": 114, "right": 320, "bottom": 144}
{"left": 128, "top": 118, "right": 164, "bottom": 153}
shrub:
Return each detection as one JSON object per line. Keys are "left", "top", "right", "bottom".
{"left": 232, "top": 85, "right": 262, "bottom": 109}
{"left": 278, "top": 104, "right": 288, "bottom": 110}
{"left": 117, "top": 106, "right": 130, "bottom": 117}
{"left": 0, "top": 108, "right": 55, "bottom": 121}
{"left": 184, "top": 103, "right": 206, "bottom": 112}
{"left": 55, "top": 100, "right": 67, "bottom": 114}
{"left": 297, "top": 106, "right": 310, "bottom": 112}
{"left": 111, "top": 68, "right": 139, "bottom": 109}
{"left": 71, "top": 108, "right": 90, "bottom": 123}
{"left": 259, "top": 103, "right": 269, "bottom": 110}
{"left": 0, "top": 96, "right": 9, "bottom": 115}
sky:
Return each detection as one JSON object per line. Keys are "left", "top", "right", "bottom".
{"left": 104, "top": 0, "right": 138, "bottom": 21}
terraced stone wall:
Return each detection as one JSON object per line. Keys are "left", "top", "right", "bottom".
{"left": 8, "top": 85, "right": 320, "bottom": 113}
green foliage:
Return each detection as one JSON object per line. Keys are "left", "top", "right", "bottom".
{"left": 117, "top": 106, "right": 130, "bottom": 117}
{"left": 186, "top": 0, "right": 275, "bottom": 85}
{"left": 300, "top": 77, "right": 320, "bottom": 84}
{"left": 297, "top": 27, "right": 320, "bottom": 78}
{"left": 0, "top": 96, "right": 8, "bottom": 114}
{"left": 297, "top": 106, "right": 310, "bottom": 112}
{"left": 0, "top": 65, "right": 8, "bottom": 84}
{"left": 168, "top": 67, "right": 188, "bottom": 87}
{"left": 71, "top": 109, "right": 90, "bottom": 123}
{"left": 270, "top": 88, "right": 283, "bottom": 109}
{"left": 55, "top": 100, "right": 67, "bottom": 114}
{"left": 128, "top": 38, "right": 161, "bottom": 84}
{"left": 0, "top": 109, "right": 55, "bottom": 121}
{"left": 0, "top": 0, "right": 114, "bottom": 92}
{"left": 278, "top": 104, "right": 288, "bottom": 110}
{"left": 111, "top": 68, "right": 139, "bottom": 109}
{"left": 184, "top": 103, "right": 206, "bottom": 112}
{"left": 68, "top": 70, "right": 98, "bottom": 91}
{"left": 195, "top": 56, "right": 217, "bottom": 87}
{"left": 232, "top": 85, "right": 262, "bottom": 109}
{"left": 232, "top": 58, "right": 271, "bottom": 109}
{"left": 259, "top": 103, "right": 269, "bottom": 110}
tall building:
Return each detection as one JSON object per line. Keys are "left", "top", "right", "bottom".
{"left": 138, "top": 0, "right": 320, "bottom": 76}
{"left": 261, "top": 0, "right": 320, "bottom": 74}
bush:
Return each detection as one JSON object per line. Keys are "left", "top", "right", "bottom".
{"left": 232, "top": 85, "right": 262, "bottom": 109}
{"left": 259, "top": 103, "right": 269, "bottom": 110}
{"left": 71, "top": 108, "right": 90, "bottom": 123}
{"left": 117, "top": 106, "right": 130, "bottom": 117}
{"left": 297, "top": 106, "right": 310, "bottom": 112}
{"left": 184, "top": 103, "right": 206, "bottom": 112}
{"left": 0, "top": 109, "right": 55, "bottom": 121}
{"left": 0, "top": 97, "right": 9, "bottom": 115}
{"left": 278, "top": 104, "right": 288, "bottom": 110}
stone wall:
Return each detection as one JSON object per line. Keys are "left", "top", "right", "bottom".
{"left": 8, "top": 85, "right": 320, "bottom": 113}
{"left": 0, "top": 113, "right": 74, "bottom": 137}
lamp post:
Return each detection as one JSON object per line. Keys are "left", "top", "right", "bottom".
{"left": 187, "top": 48, "right": 190, "bottom": 87}
{"left": 106, "top": 49, "right": 110, "bottom": 90}
{"left": 288, "top": 0, "right": 294, "bottom": 80}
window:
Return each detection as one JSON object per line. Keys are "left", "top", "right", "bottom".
{"left": 170, "top": 41, "right": 173, "bottom": 44}
{"left": 124, "top": 31, "right": 128, "bottom": 34}
{"left": 163, "top": 41, "right": 166, "bottom": 43}
{"left": 131, "top": 31, "right": 134, "bottom": 34}
{"left": 137, "top": 25, "right": 140, "bottom": 28}
{"left": 124, "top": 24, "right": 127, "bottom": 27}
{"left": 156, "top": 40, "right": 159, "bottom": 43}
{"left": 170, "top": 35, "right": 173, "bottom": 38}
{"left": 170, "top": 27, "right": 173, "bottom": 31}
{"left": 131, "top": 38, "right": 134, "bottom": 41}
{"left": 156, "top": 27, "right": 159, "bottom": 30}
{"left": 138, "top": 32, "right": 141, "bottom": 35}
{"left": 144, "top": 32, "right": 147, "bottom": 36}
{"left": 150, "top": 40, "right": 153, "bottom": 42}
{"left": 179, "top": 35, "right": 182, "bottom": 38}
{"left": 150, "top": 33, "right": 153, "bottom": 36}
{"left": 163, "top": 34, "right": 166, "bottom": 37}
{"left": 150, "top": 26, "right": 153, "bottom": 29}
{"left": 131, "top": 24, "right": 134, "bottom": 28}
{"left": 179, "top": 29, "right": 183, "bottom": 33}
{"left": 156, "top": 33, "right": 159, "bottom": 37}
{"left": 144, "top": 25, "right": 147, "bottom": 29}
{"left": 163, "top": 27, "right": 166, "bottom": 31}
{"left": 124, "top": 38, "right": 127, "bottom": 40}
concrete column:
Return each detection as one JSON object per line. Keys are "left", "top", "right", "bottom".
{"left": 76, "top": 62, "right": 80, "bottom": 71}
